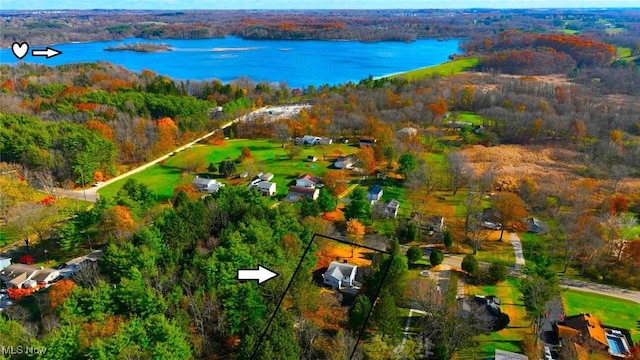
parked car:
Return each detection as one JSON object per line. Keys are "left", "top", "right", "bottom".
{"left": 544, "top": 346, "right": 552, "bottom": 360}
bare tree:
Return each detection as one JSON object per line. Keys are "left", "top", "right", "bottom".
{"left": 446, "top": 152, "right": 471, "bottom": 196}
{"left": 272, "top": 121, "right": 291, "bottom": 148}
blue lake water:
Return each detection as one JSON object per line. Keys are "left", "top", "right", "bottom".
{"left": 1, "top": 37, "right": 461, "bottom": 88}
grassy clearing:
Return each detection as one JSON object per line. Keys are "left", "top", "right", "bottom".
{"left": 617, "top": 47, "right": 632, "bottom": 58}
{"left": 561, "top": 289, "right": 640, "bottom": 344}
{"left": 466, "top": 278, "right": 531, "bottom": 355}
{"left": 559, "top": 28, "right": 580, "bottom": 35}
{"left": 453, "top": 111, "right": 485, "bottom": 126}
{"left": 99, "top": 139, "right": 359, "bottom": 201}
{"left": 392, "top": 58, "right": 480, "bottom": 81}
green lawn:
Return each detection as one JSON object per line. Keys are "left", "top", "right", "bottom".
{"left": 561, "top": 289, "right": 640, "bottom": 344}
{"left": 392, "top": 58, "right": 480, "bottom": 81}
{"left": 617, "top": 47, "right": 633, "bottom": 58}
{"left": 559, "top": 28, "right": 580, "bottom": 35}
{"left": 99, "top": 139, "right": 359, "bottom": 201}
{"left": 453, "top": 111, "right": 486, "bottom": 126}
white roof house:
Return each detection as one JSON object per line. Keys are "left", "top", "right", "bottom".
{"left": 0, "top": 264, "right": 59, "bottom": 288}
{"left": 0, "top": 257, "right": 11, "bottom": 272}
{"left": 259, "top": 173, "right": 274, "bottom": 181}
{"left": 335, "top": 154, "right": 357, "bottom": 169}
{"left": 322, "top": 261, "right": 358, "bottom": 289}
{"left": 192, "top": 176, "right": 225, "bottom": 193}
{"left": 256, "top": 181, "right": 276, "bottom": 197}
{"left": 383, "top": 199, "right": 400, "bottom": 218}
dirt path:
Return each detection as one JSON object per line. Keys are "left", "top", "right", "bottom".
{"left": 508, "top": 232, "right": 526, "bottom": 268}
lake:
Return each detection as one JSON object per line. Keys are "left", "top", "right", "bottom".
{"left": 1, "top": 37, "right": 461, "bottom": 88}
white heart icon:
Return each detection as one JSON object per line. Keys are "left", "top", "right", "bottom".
{"left": 11, "top": 42, "right": 29, "bottom": 60}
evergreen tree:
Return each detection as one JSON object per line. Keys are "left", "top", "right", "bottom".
{"left": 372, "top": 290, "right": 400, "bottom": 342}
{"left": 317, "top": 189, "right": 336, "bottom": 212}
{"left": 430, "top": 249, "right": 444, "bottom": 266}
{"left": 344, "top": 187, "right": 372, "bottom": 222}
{"left": 406, "top": 246, "right": 423, "bottom": 264}
{"left": 348, "top": 294, "right": 372, "bottom": 330}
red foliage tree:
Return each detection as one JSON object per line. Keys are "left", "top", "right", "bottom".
{"left": 609, "top": 195, "right": 628, "bottom": 215}
{"left": 19, "top": 254, "right": 34, "bottom": 265}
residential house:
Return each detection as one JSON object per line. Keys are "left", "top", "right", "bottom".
{"left": 256, "top": 181, "right": 276, "bottom": 197}
{"left": 383, "top": 199, "right": 400, "bottom": 218}
{"left": 525, "top": 217, "right": 548, "bottom": 234}
{"left": 1, "top": 264, "right": 42, "bottom": 288}
{"left": 286, "top": 186, "right": 320, "bottom": 202}
{"left": 298, "top": 135, "right": 321, "bottom": 145}
{"left": 555, "top": 313, "right": 633, "bottom": 358}
{"left": 367, "top": 186, "right": 384, "bottom": 202}
{"left": 482, "top": 208, "right": 503, "bottom": 230}
{"left": 494, "top": 349, "right": 528, "bottom": 360}
{"left": 411, "top": 213, "right": 445, "bottom": 233}
{"left": 335, "top": 154, "right": 357, "bottom": 169}
{"left": 296, "top": 174, "right": 322, "bottom": 188}
{"left": 318, "top": 137, "right": 333, "bottom": 145}
{"left": 322, "top": 261, "right": 358, "bottom": 289}
{"left": 192, "top": 176, "right": 225, "bottom": 193}
{"left": 396, "top": 127, "right": 418, "bottom": 139}
{"left": 0, "top": 257, "right": 11, "bottom": 271}
{"left": 259, "top": 173, "right": 274, "bottom": 182}
{"left": 359, "top": 138, "right": 377, "bottom": 147}
{"left": 32, "top": 268, "right": 60, "bottom": 285}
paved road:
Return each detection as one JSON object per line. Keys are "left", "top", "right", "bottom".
{"left": 559, "top": 277, "right": 640, "bottom": 304}
{"left": 55, "top": 105, "right": 308, "bottom": 203}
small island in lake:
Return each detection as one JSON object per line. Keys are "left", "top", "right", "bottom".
{"left": 104, "top": 42, "right": 172, "bottom": 52}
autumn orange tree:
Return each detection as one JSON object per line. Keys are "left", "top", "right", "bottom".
{"left": 346, "top": 218, "right": 365, "bottom": 258}
{"left": 356, "top": 146, "right": 376, "bottom": 175}
{"left": 48, "top": 279, "right": 76, "bottom": 309}
{"left": 154, "top": 117, "right": 178, "bottom": 155}
{"left": 100, "top": 205, "right": 136, "bottom": 240}
{"left": 494, "top": 192, "right": 527, "bottom": 241}
{"left": 322, "top": 170, "right": 350, "bottom": 197}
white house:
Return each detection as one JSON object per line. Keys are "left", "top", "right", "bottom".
{"left": 286, "top": 186, "right": 320, "bottom": 202}
{"left": 299, "top": 135, "right": 321, "bottom": 145}
{"left": 296, "top": 174, "right": 322, "bottom": 188}
{"left": 322, "top": 261, "right": 358, "bottom": 289}
{"left": 0, "top": 264, "right": 40, "bottom": 288}
{"left": 192, "top": 176, "right": 225, "bottom": 193}
{"left": 33, "top": 268, "right": 60, "bottom": 285}
{"left": 256, "top": 181, "right": 277, "bottom": 197}
{"left": 383, "top": 199, "right": 400, "bottom": 218}
{"left": 259, "top": 173, "right": 274, "bottom": 181}
{"left": 307, "top": 155, "right": 317, "bottom": 162}
{"left": 367, "top": 186, "right": 384, "bottom": 202}
{"left": 0, "top": 257, "right": 11, "bottom": 272}
{"left": 335, "top": 154, "right": 357, "bottom": 169}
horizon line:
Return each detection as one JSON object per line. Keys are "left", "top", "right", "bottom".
{"left": 2, "top": 7, "right": 640, "bottom": 11}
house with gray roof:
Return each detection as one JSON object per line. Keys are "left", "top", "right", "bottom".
{"left": 322, "top": 261, "right": 358, "bottom": 289}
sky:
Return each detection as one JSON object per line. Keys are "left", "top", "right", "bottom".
{"left": 3, "top": 0, "right": 639, "bottom": 10}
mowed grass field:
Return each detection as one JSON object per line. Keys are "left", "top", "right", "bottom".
{"left": 561, "top": 289, "right": 640, "bottom": 344}
{"left": 464, "top": 279, "right": 532, "bottom": 355}
{"left": 392, "top": 58, "right": 480, "bottom": 81}
{"left": 99, "top": 139, "right": 358, "bottom": 201}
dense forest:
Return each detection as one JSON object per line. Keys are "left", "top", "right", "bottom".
{"left": 1, "top": 9, "right": 640, "bottom": 359}
{"left": 2, "top": 8, "right": 640, "bottom": 47}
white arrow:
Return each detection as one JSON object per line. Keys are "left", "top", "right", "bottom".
{"left": 237, "top": 265, "right": 279, "bottom": 284}
{"left": 31, "top": 47, "right": 62, "bottom": 59}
